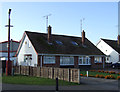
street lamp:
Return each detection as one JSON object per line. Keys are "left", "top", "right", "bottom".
{"left": 5, "top": 9, "right": 13, "bottom": 76}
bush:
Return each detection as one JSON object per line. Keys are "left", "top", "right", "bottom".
{"left": 99, "top": 75, "right": 105, "bottom": 78}
{"left": 98, "top": 70, "right": 101, "bottom": 72}
{"left": 80, "top": 74, "right": 83, "bottom": 76}
{"left": 109, "top": 75, "right": 115, "bottom": 79}
{"left": 95, "top": 74, "right": 100, "bottom": 78}
{"left": 98, "top": 70, "right": 104, "bottom": 73}
{"left": 118, "top": 73, "right": 120, "bottom": 75}
{"left": 105, "top": 75, "right": 115, "bottom": 79}
{"left": 117, "top": 76, "right": 120, "bottom": 80}
{"left": 104, "top": 71, "right": 109, "bottom": 73}
{"left": 105, "top": 75, "right": 111, "bottom": 79}
{"left": 109, "top": 71, "right": 116, "bottom": 74}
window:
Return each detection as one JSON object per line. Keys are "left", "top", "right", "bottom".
{"left": 71, "top": 41, "right": 78, "bottom": 46}
{"left": 56, "top": 40, "right": 63, "bottom": 45}
{"left": 94, "top": 57, "right": 102, "bottom": 63}
{"left": 78, "top": 56, "right": 91, "bottom": 65}
{"left": 24, "top": 54, "right": 32, "bottom": 65}
{"left": 44, "top": 56, "right": 55, "bottom": 64}
{"left": 60, "top": 56, "right": 74, "bottom": 65}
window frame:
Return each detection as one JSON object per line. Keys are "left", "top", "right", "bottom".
{"left": 43, "top": 56, "right": 55, "bottom": 64}
{"left": 78, "top": 56, "right": 91, "bottom": 65}
{"left": 60, "top": 56, "right": 74, "bottom": 65}
{"left": 94, "top": 57, "right": 102, "bottom": 63}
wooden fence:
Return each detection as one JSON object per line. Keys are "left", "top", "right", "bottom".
{"left": 14, "top": 66, "right": 80, "bottom": 84}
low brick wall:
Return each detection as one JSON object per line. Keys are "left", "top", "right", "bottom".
{"left": 14, "top": 66, "right": 80, "bottom": 84}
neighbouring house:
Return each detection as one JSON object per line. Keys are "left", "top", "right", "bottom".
{"left": 0, "top": 39, "right": 19, "bottom": 72}
{"left": 16, "top": 25, "right": 105, "bottom": 69}
{"left": 96, "top": 35, "right": 120, "bottom": 64}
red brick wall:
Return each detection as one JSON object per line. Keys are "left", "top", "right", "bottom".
{"left": 37, "top": 55, "right": 41, "bottom": 66}
{"left": 37, "top": 55, "right": 105, "bottom": 69}
{"left": 55, "top": 56, "right": 60, "bottom": 67}
{"left": 91, "top": 56, "right": 105, "bottom": 69}
{"left": 74, "top": 56, "right": 78, "bottom": 68}
{"left": 38, "top": 55, "right": 60, "bottom": 67}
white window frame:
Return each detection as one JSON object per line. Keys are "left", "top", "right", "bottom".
{"left": 78, "top": 56, "right": 91, "bottom": 65}
{"left": 24, "top": 54, "right": 32, "bottom": 66}
{"left": 43, "top": 56, "right": 55, "bottom": 64}
{"left": 94, "top": 57, "right": 102, "bottom": 63}
{"left": 60, "top": 56, "right": 74, "bottom": 65}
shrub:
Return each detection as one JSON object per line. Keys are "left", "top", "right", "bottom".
{"left": 117, "top": 76, "right": 120, "bottom": 80}
{"left": 109, "top": 75, "right": 115, "bottom": 79}
{"left": 118, "top": 73, "right": 120, "bottom": 75}
{"left": 80, "top": 74, "right": 83, "bottom": 76}
{"left": 109, "top": 71, "right": 116, "bottom": 74}
{"left": 98, "top": 70, "right": 101, "bottom": 72}
{"left": 104, "top": 71, "right": 109, "bottom": 73}
{"left": 99, "top": 75, "right": 105, "bottom": 78}
{"left": 105, "top": 75, "right": 110, "bottom": 79}
{"left": 98, "top": 70, "right": 104, "bottom": 73}
{"left": 95, "top": 74, "right": 100, "bottom": 78}
{"left": 105, "top": 75, "right": 115, "bottom": 79}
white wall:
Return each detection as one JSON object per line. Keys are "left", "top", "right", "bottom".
{"left": 17, "top": 35, "right": 37, "bottom": 66}
{"left": 97, "top": 39, "right": 119, "bottom": 64}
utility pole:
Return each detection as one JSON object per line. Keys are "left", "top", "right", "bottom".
{"left": 5, "top": 9, "right": 13, "bottom": 76}
{"left": 43, "top": 14, "right": 51, "bottom": 32}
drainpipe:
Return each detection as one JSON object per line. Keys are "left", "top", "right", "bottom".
{"left": 41, "top": 56, "right": 42, "bottom": 67}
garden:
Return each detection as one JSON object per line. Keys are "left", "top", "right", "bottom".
{"left": 80, "top": 70, "right": 120, "bottom": 80}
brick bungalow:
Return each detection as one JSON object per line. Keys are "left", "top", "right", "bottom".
{"left": 16, "top": 25, "right": 105, "bottom": 69}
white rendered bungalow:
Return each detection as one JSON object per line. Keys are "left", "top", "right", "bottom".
{"left": 16, "top": 26, "right": 105, "bottom": 69}
{"left": 96, "top": 35, "right": 120, "bottom": 64}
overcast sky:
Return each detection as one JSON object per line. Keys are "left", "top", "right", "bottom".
{"left": 0, "top": 1, "right": 118, "bottom": 45}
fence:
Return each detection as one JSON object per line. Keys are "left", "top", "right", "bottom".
{"left": 14, "top": 66, "right": 80, "bottom": 84}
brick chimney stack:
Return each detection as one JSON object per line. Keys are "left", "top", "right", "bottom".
{"left": 48, "top": 25, "right": 52, "bottom": 43}
{"left": 82, "top": 30, "right": 85, "bottom": 45}
{"left": 118, "top": 35, "right": 120, "bottom": 46}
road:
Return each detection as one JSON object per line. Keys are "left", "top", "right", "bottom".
{"left": 1, "top": 77, "right": 120, "bottom": 92}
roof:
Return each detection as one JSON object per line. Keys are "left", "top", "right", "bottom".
{"left": 24, "top": 31, "right": 104, "bottom": 55}
{"left": 102, "top": 39, "right": 120, "bottom": 54}
{"left": 0, "top": 40, "right": 19, "bottom": 44}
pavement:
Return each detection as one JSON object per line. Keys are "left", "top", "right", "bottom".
{"left": 1, "top": 77, "right": 120, "bottom": 92}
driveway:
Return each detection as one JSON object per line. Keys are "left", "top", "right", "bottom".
{"left": 1, "top": 77, "right": 119, "bottom": 92}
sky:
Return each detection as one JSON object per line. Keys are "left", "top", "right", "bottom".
{"left": 0, "top": 1, "right": 119, "bottom": 45}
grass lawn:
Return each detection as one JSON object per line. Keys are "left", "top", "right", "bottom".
{"left": 2, "top": 75, "right": 78, "bottom": 86}
{"left": 80, "top": 71, "right": 119, "bottom": 79}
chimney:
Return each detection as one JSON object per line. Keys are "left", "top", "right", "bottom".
{"left": 48, "top": 25, "right": 52, "bottom": 43}
{"left": 118, "top": 35, "right": 120, "bottom": 46}
{"left": 82, "top": 30, "right": 85, "bottom": 45}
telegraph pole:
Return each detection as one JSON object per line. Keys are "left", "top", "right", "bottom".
{"left": 5, "top": 9, "right": 13, "bottom": 76}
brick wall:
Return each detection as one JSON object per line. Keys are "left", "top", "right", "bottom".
{"left": 37, "top": 55, "right": 105, "bottom": 69}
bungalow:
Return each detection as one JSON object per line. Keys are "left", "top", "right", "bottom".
{"left": 96, "top": 35, "right": 120, "bottom": 65}
{"left": 0, "top": 39, "right": 19, "bottom": 65}
{"left": 16, "top": 25, "right": 105, "bottom": 69}
{"left": 0, "top": 39, "right": 19, "bottom": 73}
